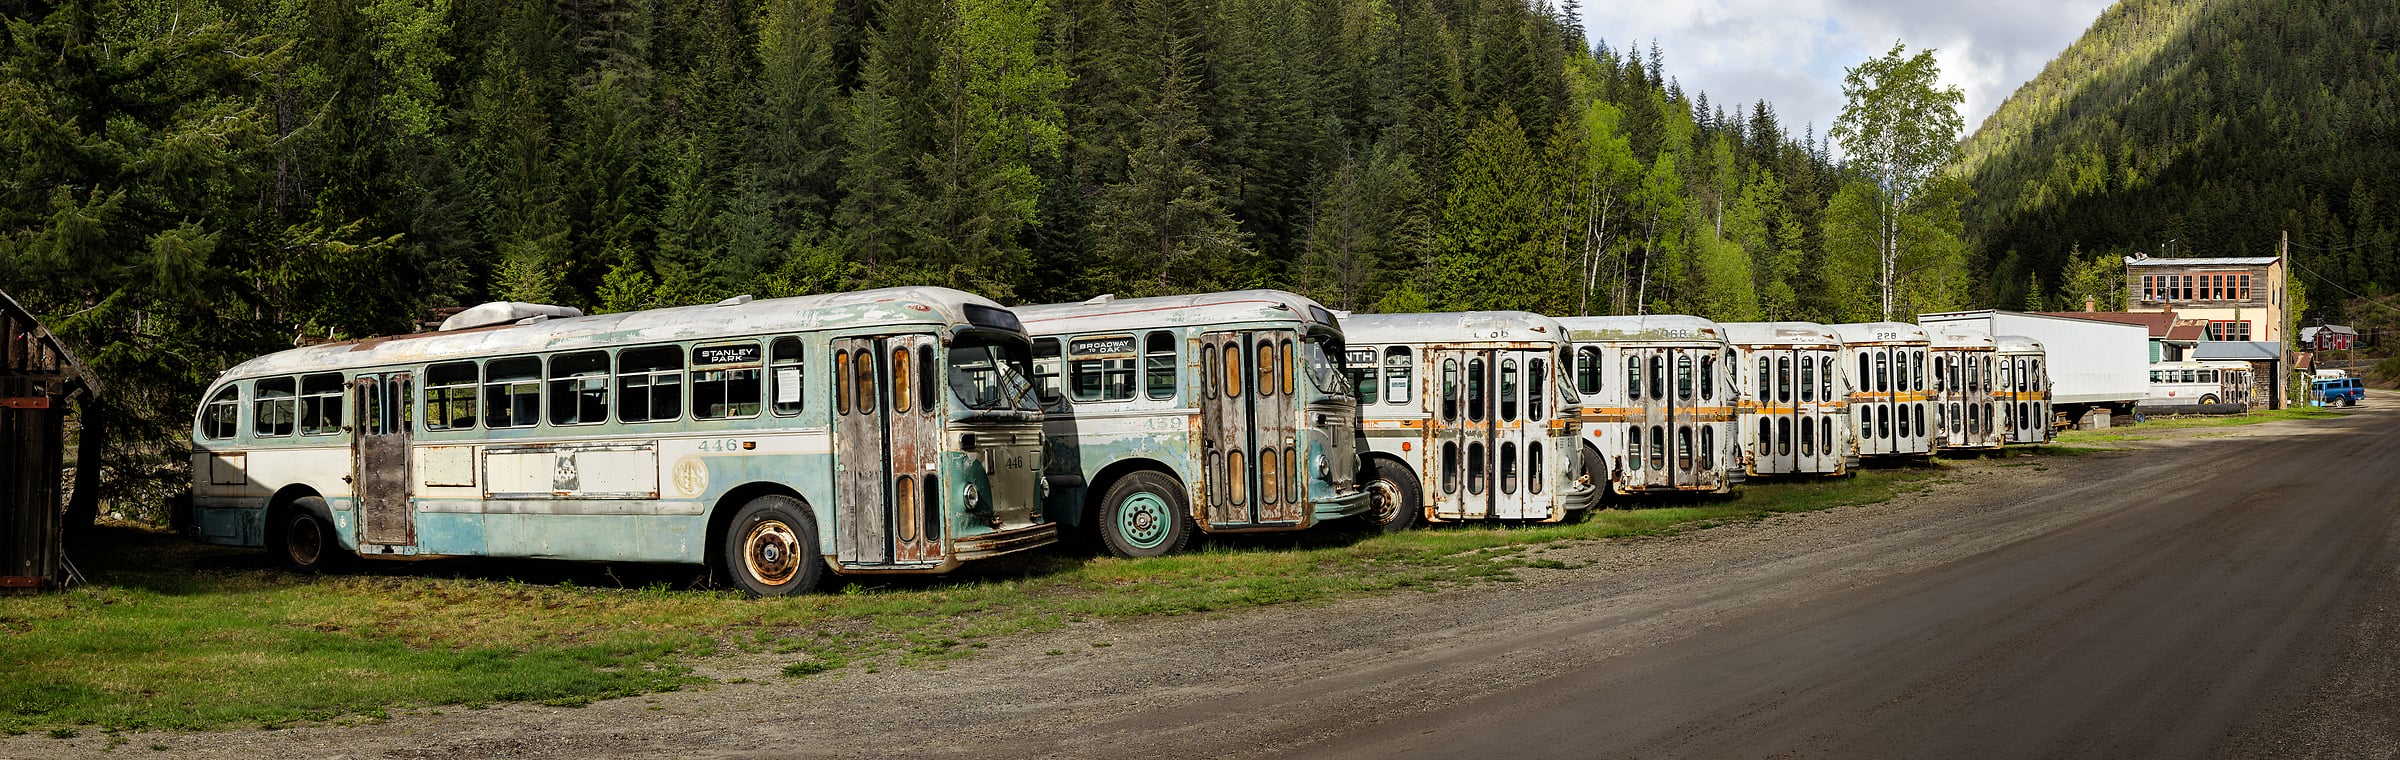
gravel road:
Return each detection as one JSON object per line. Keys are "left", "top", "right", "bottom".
{"left": 10, "top": 405, "right": 2394, "bottom": 759}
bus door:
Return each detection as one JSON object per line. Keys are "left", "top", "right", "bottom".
{"left": 1200, "top": 331, "right": 1304, "bottom": 529}
{"left": 832, "top": 335, "right": 944, "bottom": 567}
{"left": 1760, "top": 350, "right": 1797, "bottom": 474}
{"left": 1796, "top": 350, "right": 1836, "bottom": 471}
{"left": 1665, "top": 348, "right": 1722, "bottom": 489}
{"left": 1853, "top": 346, "right": 1894, "bottom": 456}
{"left": 1427, "top": 348, "right": 1547, "bottom": 520}
{"left": 352, "top": 372, "right": 415, "bottom": 548}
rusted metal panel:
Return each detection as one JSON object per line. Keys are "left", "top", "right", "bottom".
{"left": 1199, "top": 331, "right": 1251, "bottom": 526}
{"left": 354, "top": 373, "right": 417, "bottom": 547}
{"left": 886, "top": 335, "right": 942, "bottom": 564}
{"left": 832, "top": 338, "right": 892, "bottom": 566}
{"left": 1255, "top": 334, "right": 1303, "bottom": 524}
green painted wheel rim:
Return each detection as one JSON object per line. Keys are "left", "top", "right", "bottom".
{"left": 1117, "top": 492, "right": 1172, "bottom": 550}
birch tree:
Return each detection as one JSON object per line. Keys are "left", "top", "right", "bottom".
{"left": 1828, "top": 42, "right": 1963, "bottom": 321}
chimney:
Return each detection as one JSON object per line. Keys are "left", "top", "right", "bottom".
{"left": 2084, "top": 295, "right": 2096, "bottom": 312}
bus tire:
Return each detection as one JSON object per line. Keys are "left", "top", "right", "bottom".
{"left": 278, "top": 496, "right": 348, "bottom": 574}
{"left": 720, "top": 495, "right": 825, "bottom": 597}
{"left": 1097, "top": 471, "right": 1193, "bottom": 559}
{"left": 2199, "top": 394, "right": 2220, "bottom": 405}
{"left": 1580, "top": 444, "right": 1608, "bottom": 505}
{"left": 1362, "top": 458, "right": 1421, "bottom": 533}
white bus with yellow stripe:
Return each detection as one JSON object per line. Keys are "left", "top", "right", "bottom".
{"left": 1339, "top": 312, "right": 1596, "bottom": 530}
{"left": 1926, "top": 323, "right": 2002, "bottom": 452}
{"left": 1830, "top": 322, "right": 1934, "bottom": 458}
{"left": 1720, "top": 322, "right": 1854, "bottom": 477}
{"left": 1558, "top": 316, "right": 1742, "bottom": 496}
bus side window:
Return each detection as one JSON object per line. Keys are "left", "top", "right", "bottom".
{"left": 200, "top": 385, "right": 240, "bottom": 440}
{"left": 253, "top": 377, "right": 297, "bottom": 438}
{"left": 770, "top": 338, "right": 804, "bottom": 417}
{"left": 1071, "top": 336, "right": 1136, "bottom": 402}
{"left": 617, "top": 346, "right": 685, "bottom": 423}
{"left": 424, "top": 361, "right": 480, "bottom": 430}
{"left": 1440, "top": 358, "right": 1458, "bottom": 421}
{"left": 300, "top": 373, "right": 345, "bottom": 435}
{"left": 692, "top": 341, "right": 764, "bottom": 420}
{"left": 484, "top": 357, "right": 541, "bottom": 428}
{"left": 548, "top": 351, "right": 611, "bottom": 426}
{"left": 1144, "top": 331, "right": 1177, "bottom": 400}
{"left": 1384, "top": 346, "right": 1412, "bottom": 405}
{"left": 1625, "top": 355, "right": 1641, "bottom": 399}
{"left": 1347, "top": 346, "right": 1378, "bottom": 405}
{"left": 1528, "top": 357, "right": 1546, "bottom": 419}
{"left": 1032, "top": 338, "right": 1062, "bottom": 406}
{"left": 1575, "top": 346, "right": 1603, "bottom": 396}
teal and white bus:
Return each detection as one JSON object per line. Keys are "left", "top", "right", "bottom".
{"left": 1014, "top": 291, "right": 1369, "bottom": 557}
{"left": 1339, "top": 312, "right": 1597, "bottom": 530}
{"left": 188, "top": 287, "right": 1055, "bottom": 596}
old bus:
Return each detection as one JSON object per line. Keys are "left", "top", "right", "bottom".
{"left": 1719, "top": 322, "right": 1853, "bottom": 477}
{"left": 1558, "top": 316, "right": 1742, "bottom": 496}
{"left": 188, "top": 287, "right": 1055, "bottom": 596}
{"left": 2145, "top": 361, "right": 2255, "bottom": 408}
{"left": 1338, "top": 312, "right": 1598, "bottom": 530}
{"left": 1013, "top": 291, "right": 1368, "bottom": 557}
{"left": 1926, "top": 324, "right": 2002, "bottom": 452}
{"left": 1829, "top": 322, "right": 1933, "bottom": 458}
{"left": 1996, "top": 335, "right": 2053, "bottom": 444}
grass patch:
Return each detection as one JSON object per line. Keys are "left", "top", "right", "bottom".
{"left": 4, "top": 467, "right": 1939, "bottom": 734}
{"left": 2057, "top": 406, "right": 2347, "bottom": 444}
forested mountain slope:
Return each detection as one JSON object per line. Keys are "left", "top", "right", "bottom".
{"left": 6, "top": 0, "right": 1904, "bottom": 507}
{"left": 1959, "top": 0, "right": 2400, "bottom": 316}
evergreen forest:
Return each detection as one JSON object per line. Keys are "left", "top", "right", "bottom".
{"left": 1959, "top": 0, "right": 2400, "bottom": 319}
{"left": 8, "top": 0, "right": 1973, "bottom": 504}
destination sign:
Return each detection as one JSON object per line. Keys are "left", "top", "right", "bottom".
{"left": 693, "top": 343, "right": 763, "bottom": 366}
{"left": 1071, "top": 336, "right": 1136, "bottom": 357}
{"left": 1346, "top": 349, "right": 1376, "bottom": 366}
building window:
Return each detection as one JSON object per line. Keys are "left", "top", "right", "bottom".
{"left": 2206, "top": 321, "right": 2253, "bottom": 341}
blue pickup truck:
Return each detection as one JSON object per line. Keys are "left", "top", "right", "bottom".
{"left": 2311, "top": 377, "right": 2365, "bottom": 406}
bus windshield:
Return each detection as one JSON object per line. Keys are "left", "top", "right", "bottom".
{"left": 1301, "top": 334, "right": 1349, "bottom": 397}
{"left": 949, "top": 334, "right": 1039, "bottom": 412}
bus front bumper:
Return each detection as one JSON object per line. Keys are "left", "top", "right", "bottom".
{"left": 952, "top": 522, "right": 1060, "bottom": 562}
{"left": 1560, "top": 483, "right": 1601, "bottom": 513}
{"left": 1311, "top": 489, "right": 1374, "bottom": 523}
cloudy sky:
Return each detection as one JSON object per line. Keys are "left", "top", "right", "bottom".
{"left": 1579, "top": 0, "right": 2118, "bottom": 145}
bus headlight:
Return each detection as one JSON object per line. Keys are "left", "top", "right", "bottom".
{"left": 1312, "top": 454, "right": 1330, "bottom": 479}
{"left": 964, "top": 483, "right": 982, "bottom": 511}
{"left": 1039, "top": 475, "right": 1051, "bottom": 498}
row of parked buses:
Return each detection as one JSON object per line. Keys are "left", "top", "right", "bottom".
{"left": 184, "top": 287, "right": 2057, "bottom": 596}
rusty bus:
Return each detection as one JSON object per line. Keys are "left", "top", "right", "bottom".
{"left": 1013, "top": 291, "right": 1368, "bottom": 557}
{"left": 1719, "top": 322, "right": 1854, "bottom": 478}
{"left": 1829, "top": 322, "right": 1934, "bottom": 458}
{"left": 1337, "top": 312, "right": 1598, "bottom": 530}
{"left": 1996, "top": 335, "right": 2054, "bottom": 444}
{"left": 188, "top": 287, "right": 1055, "bottom": 596}
{"left": 1557, "top": 316, "right": 1742, "bottom": 496}
{"left": 1926, "top": 324, "right": 2002, "bottom": 453}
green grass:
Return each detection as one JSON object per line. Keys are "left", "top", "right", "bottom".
{"left": 2056, "top": 406, "right": 2347, "bottom": 444}
{"left": 0, "top": 468, "right": 1939, "bottom": 735}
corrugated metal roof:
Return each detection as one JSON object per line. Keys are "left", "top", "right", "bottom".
{"left": 2124, "top": 256, "right": 2280, "bottom": 267}
{"left": 1341, "top": 311, "right": 1566, "bottom": 345}
{"left": 2192, "top": 341, "right": 2284, "bottom": 361}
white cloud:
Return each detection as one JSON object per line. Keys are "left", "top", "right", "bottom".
{"left": 1580, "top": 0, "right": 2115, "bottom": 148}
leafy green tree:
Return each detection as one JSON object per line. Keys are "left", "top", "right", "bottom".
{"left": 1829, "top": 41, "right": 1964, "bottom": 320}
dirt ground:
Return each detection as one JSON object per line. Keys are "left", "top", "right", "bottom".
{"left": 8, "top": 406, "right": 2395, "bottom": 759}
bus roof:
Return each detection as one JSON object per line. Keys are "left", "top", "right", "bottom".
{"left": 1924, "top": 323, "right": 1998, "bottom": 350}
{"left": 1996, "top": 335, "right": 2045, "bottom": 354}
{"left": 1012, "top": 290, "right": 1335, "bottom": 336}
{"left": 1828, "top": 322, "right": 1930, "bottom": 345}
{"left": 1717, "top": 321, "right": 1840, "bottom": 348}
{"left": 1555, "top": 315, "right": 1726, "bottom": 344}
{"left": 1338, "top": 311, "right": 1567, "bottom": 345}
{"left": 216, "top": 286, "right": 1011, "bottom": 382}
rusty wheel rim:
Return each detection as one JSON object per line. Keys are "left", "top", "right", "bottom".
{"left": 743, "top": 519, "right": 801, "bottom": 587}
{"left": 1366, "top": 478, "right": 1402, "bottom": 526}
{"left": 287, "top": 514, "right": 324, "bottom": 568}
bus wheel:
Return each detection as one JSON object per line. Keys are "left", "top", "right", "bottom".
{"left": 279, "top": 496, "right": 347, "bottom": 573}
{"left": 2199, "top": 394, "right": 2220, "bottom": 405}
{"left": 721, "top": 495, "right": 825, "bottom": 597}
{"left": 1097, "top": 471, "right": 1193, "bottom": 559}
{"left": 1362, "top": 459, "right": 1421, "bottom": 533}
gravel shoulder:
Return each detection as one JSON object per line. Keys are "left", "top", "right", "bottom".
{"left": 9, "top": 407, "right": 2390, "bottom": 759}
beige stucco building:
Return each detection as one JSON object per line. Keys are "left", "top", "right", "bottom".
{"left": 2123, "top": 256, "right": 2287, "bottom": 343}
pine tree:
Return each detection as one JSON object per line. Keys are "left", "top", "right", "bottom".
{"left": 1088, "top": 0, "right": 1249, "bottom": 293}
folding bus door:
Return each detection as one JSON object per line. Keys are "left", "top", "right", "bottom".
{"left": 1426, "top": 349, "right": 1491, "bottom": 520}
{"left": 1661, "top": 349, "right": 1720, "bottom": 489}
{"left": 1763, "top": 351, "right": 1797, "bottom": 474}
{"left": 1798, "top": 351, "right": 1841, "bottom": 472}
{"left": 832, "top": 335, "right": 944, "bottom": 568}
{"left": 352, "top": 373, "right": 415, "bottom": 549}
{"left": 1200, "top": 331, "right": 1304, "bottom": 530}
{"left": 1490, "top": 351, "right": 1546, "bottom": 519}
